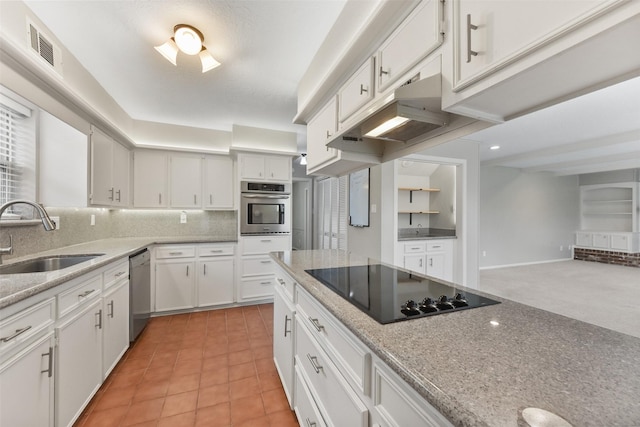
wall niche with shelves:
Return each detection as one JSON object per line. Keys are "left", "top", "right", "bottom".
{"left": 580, "top": 183, "right": 637, "bottom": 232}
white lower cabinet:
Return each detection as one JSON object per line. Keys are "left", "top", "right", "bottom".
{"left": 56, "top": 298, "right": 103, "bottom": 427}
{"left": 0, "top": 332, "right": 55, "bottom": 427}
{"left": 296, "top": 316, "right": 368, "bottom": 427}
{"left": 294, "top": 365, "right": 328, "bottom": 427}
{"left": 197, "top": 257, "right": 235, "bottom": 307}
{"left": 155, "top": 260, "right": 196, "bottom": 311}
{"left": 575, "top": 231, "right": 639, "bottom": 253}
{"left": 102, "top": 279, "right": 130, "bottom": 378}
{"left": 372, "top": 361, "right": 453, "bottom": 427}
{"left": 398, "top": 239, "right": 454, "bottom": 282}
{"left": 153, "top": 244, "right": 237, "bottom": 311}
{"left": 273, "top": 283, "right": 295, "bottom": 407}
{"left": 238, "top": 236, "right": 291, "bottom": 302}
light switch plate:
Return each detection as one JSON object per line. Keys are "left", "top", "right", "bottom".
{"left": 180, "top": 211, "right": 187, "bottom": 224}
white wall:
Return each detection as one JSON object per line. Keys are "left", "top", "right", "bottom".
{"left": 347, "top": 165, "right": 383, "bottom": 260}
{"left": 479, "top": 166, "right": 580, "bottom": 268}
{"left": 429, "top": 164, "right": 456, "bottom": 230}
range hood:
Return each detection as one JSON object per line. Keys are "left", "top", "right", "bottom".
{"left": 327, "top": 73, "right": 480, "bottom": 157}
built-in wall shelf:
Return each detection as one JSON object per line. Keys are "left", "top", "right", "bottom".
{"left": 399, "top": 187, "right": 440, "bottom": 203}
{"left": 399, "top": 211, "right": 440, "bottom": 214}
{"left": 579, "top": 182, "right": 638, "bottom": 233}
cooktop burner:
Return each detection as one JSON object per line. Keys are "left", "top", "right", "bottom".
{"left": 305, "top": 264, "right": 500, "bottom": 324}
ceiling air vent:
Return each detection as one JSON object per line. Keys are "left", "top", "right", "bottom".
{"left": 26, "top": 19, "right": 63, "bottom": 76}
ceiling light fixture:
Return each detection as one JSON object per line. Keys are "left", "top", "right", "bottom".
{"left": 489, "top": 145, "right": 501, "bottom": 150}
{"left": 300, "top": 154, "right": 307, "bottom": 165}
{"left": 155, "top": 24, "right": 221, "bottom": 73}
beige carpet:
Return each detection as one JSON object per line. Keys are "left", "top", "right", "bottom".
{"left": 479, "top": 260, "right": 640, "bottom": 338}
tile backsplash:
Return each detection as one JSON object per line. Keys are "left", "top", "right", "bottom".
{"left": 1, "top": 208, "right": 237, "bottom": 260}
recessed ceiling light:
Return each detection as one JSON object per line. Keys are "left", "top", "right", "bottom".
{"left": 489, "top": 145, "right": 500, "bottom": 150}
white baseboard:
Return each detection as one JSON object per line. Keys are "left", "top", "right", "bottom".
{"left": 480, "top": 257, "right": 573, "bottom": 270}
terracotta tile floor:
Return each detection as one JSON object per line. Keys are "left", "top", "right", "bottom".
{"left": 75, "top": 304, "right": 299, "bottom": 427}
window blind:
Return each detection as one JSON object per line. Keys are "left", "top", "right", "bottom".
{"left": 0, "top": 94, "right": 36, "bottom": 217}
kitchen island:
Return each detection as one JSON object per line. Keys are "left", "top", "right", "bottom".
{"left": 271, "top": 249, "right": 640, "bottom": 427}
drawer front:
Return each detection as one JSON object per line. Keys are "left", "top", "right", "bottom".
{"left": 155, "top": 245, "right": 196, "bottom": 259}
{"left": 103, "top": 260, "right": 129, "bottom": 289}
{"left": 58, "top": 275, "right": 102, "bottom": 318}
{"left": 610, "top": 234, "right": 631, "bottom": 251}
{"left": 242, "top": 256, "right": 276, "bottom": 277}
{"left": 426, "top": 240, "right": 451, "bottom": 252}
{"left": 274, "top": 266, "right": 295, "bottom": 301}
{"left": 0, "top": 298, "right": 55, "bottom": 353}
{"left": 197, "top": 245, "right": 235, "bottom": 257}
{"left": 297, "top": 288, "right": 370, "bottom": 394}
{"left": 294, "top": 365, "right": 328, "bottom": 427}
{"left": 296, "top": 318, "right": 368, "bottom": 427}
{"left": 239, "top": 277, "right": 274, "bottom": 300}
{"left": 575, "top": 232, "right": 592, "bottom": 247}
{"left": 403, "top": 242, "right": 426, "bottom": 254}
{"left": 373, "top": 362, "right": 453, "bottom": 427}
{"left": 592, "top": 233, "right": 610, "bottom": 249}
{"left": 242, "top": 236, "right": 290, "bottom": 255}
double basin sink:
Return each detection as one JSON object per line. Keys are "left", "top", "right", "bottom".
{"left": 0, "top": 254, "right": 105, "bottom": 274}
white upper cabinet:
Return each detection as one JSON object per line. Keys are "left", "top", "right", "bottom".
{"left": 170, "top": 155, "right": 202, "bottom": 208}
{"left": 454, "top": 0, "right": 616, "bottom": 85}
{"left": 339, "top": 58, "right": 375, "bottom": 123}
{"left": 203, "top": 155, "right": 234, "bottom": 209}
{"left": 89, "top": 127, "right": 130, "bottom": 207}
{"left": 306, "top": 96, "right": 338, "bottom": 172}
{"left": 239, "top": 153, "right": 291, "bottom": 182}
{"left": 376, "top": 0, "right": 443, "bottom": 93}
{"left": 39, "top": 110, "right": 88, "bottom": 207}
{"left": 445, "top": 0, "right": 638, "bottom": 121}
{"left": 133, "top": 150, "right": 169, "bottom": 208}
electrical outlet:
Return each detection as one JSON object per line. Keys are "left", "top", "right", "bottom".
{"left": 90, "top": 214, "right": 95, "bottom": 226}
{"left": 180, "top": 211, "right": 187, "bottom": 224}
{"left": 51, "top": 216, "right": 60, "bottom": 230}
{"left": 482, "top": 251, "right": 487, "bottom": 257}
{"left": 371, "top": 204, "right": 377, "bottom": 214}
{"left": 560, "top": 245, "right": 564, "bottom": 251}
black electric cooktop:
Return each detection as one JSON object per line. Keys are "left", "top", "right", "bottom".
{"left": 305, "top": 264, "right": 500, "bottom": 324}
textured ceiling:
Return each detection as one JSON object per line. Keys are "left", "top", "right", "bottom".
{"left": 23, "top": 0, "right": 347, "bottom": 149}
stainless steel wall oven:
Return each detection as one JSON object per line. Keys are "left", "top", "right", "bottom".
{"left": 240, "top": 181, "right": 291, "bottom": 235}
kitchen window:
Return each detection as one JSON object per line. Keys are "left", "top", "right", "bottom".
{"left": 0, "top": 89, "right": 36, "bottom": 217}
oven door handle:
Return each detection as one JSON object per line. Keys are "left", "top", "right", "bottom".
{"left": 242, "top": 194, "right": 289, "bottom": 199}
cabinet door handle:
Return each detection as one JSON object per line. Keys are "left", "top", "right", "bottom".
{"left": 411, "top": 247, "right": 420, "bottom": 250}
{"left": 309, "top": 317, "right": 324, "bottom": 332}
{"left": 0, "top": 325, "right": 32, "bottom": 342}
{"left": 159, "top": 193, "right": 162, "bottom": 205}
{"left": 306, "top": 354, "right": 323, "bottom": 374}
{"left": 305, "top": 418, "right": 317, "bottom": 427}
{"left": 108, "top": 187, "right": 114, "bottom": 201}
{"left": 277, "top": 278, "right": 285, "bottom": 286}
{"left": 359, "top": 84, "right": 368, "bottom": 95}
{"left": 432, "top": 245, "right": 442, "bottom": 249}
{"left": 194, "top": 195, "right": 197, "bottom": 205}
{"left": 261, "top": 260, "right": 271, "bottom": 264}
{"left": 95, "top": 309, "right": 103, "bottom": 329}
{"left": 108, "top": 300, "right": 114, "bottom": 318}
{"left": 78, "top": 289, "right": 96, "bottom": 298}
{"left": 41, "top": 346, "right": 53, "bottom": 378}
{"left": 203, "top": 264, "right": 207, "bottom": 275}
{"left": 169, "top": 251, "right": 183, "bottom": 255}
{"left": 260, "top": 281, "right": 271, "bottom": 285}
{"left": 115, "top": 271, "right": 126, "bottom": 277}
{"left": 210, "top": 249, "right": 223, "bottom": 253}
{"left": 260, "top": 239, "right": 272, "bottom": 243}
{"left": 116, "top": 189, "right": 121, "bottom": 202}
{"left": 379, "top": 66, "right": 389, "bottom": 77}
{"left": 466, "top": 14, "right": 479, "bottom": 63}
{"left": 186, "top": 265, "right": 189, "bottom": 277}
{"left": 419, "top": 258, "right": 423, "bottom": 268}
{"left": 209, "top": 194, "right": 213, "bottom": 204}
{"left": 284, "top": 315, "right": 292, "bottom": 337}
{"left": 429, "top": 258, "right": 433, "bottom": 267}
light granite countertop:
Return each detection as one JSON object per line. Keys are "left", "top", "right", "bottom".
{"left": 271, "top": 249, "right": 640, "bottom": 427}
{"left": 0, "top": 236, "right": 237, "bottom": 309}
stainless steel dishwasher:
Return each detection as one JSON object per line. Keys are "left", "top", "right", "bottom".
{"left": 129, "top": 249, "right": 151, "bottom": 341}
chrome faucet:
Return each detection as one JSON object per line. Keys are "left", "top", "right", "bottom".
{"left": 0, "top": 199, "right": 56, "bottom": 264}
